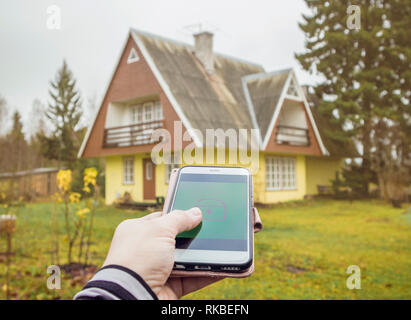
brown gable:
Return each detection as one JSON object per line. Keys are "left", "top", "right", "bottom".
{"left": 81, "top": 35, "right": 186, "bottom": 158}
{"left": 80, "top": 30, "right": 330, "bottom": 158}
{"left": 265, "top": 99, "right": 322, "bottom": 156}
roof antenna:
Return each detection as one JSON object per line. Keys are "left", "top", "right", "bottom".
{"left": 178, "top": 22, "right": 219, "bottom": 39}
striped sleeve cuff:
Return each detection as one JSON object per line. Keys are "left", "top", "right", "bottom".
{"left": 74, "top": 265, "right": 158, "bottom": 300}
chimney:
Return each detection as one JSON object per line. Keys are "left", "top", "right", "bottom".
{"left": 194, "top": 31, "right": 214, "bottom": 73}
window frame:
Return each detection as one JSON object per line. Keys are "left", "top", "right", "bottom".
{"left": 145, "top": 161, "right": 153, "bottom": 181}
{"left": 130, "top": 101, "right": 163, "bottom": 125}
{"left": 265, "top": 156, "right": 297, "bottom": 191}
{"left": 127, "top": 48, "right": 140, "bottom": 64}
{"left": 122, "top": 156, "right": 135, "bottom": 185}
{"left": 285, "top": 76, "right": 302, "bottom": 101}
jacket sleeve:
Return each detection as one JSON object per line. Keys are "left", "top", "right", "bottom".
{"left": 73, "top": 264, "right": 158, "bottom": 300}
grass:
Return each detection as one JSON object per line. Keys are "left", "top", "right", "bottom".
{"left": 0, "top": 199, "right": 410, "bottom": 300}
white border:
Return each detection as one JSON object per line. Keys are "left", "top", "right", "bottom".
{"left": 261, "top": 71, "right": 292, "bottom": 149}
{"left": 241, "top": 77, "right": 263, "bottom": 145}
{"left": 171, "top": 166, "right": 251, "bottom": 265}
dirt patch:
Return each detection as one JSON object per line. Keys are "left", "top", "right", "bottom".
{"left": 0, "top": 252, "right": 15, "bottom": 262}
{"left": 59, "top": 262, "right": 98, "bottom": 286}
{"left": 286, "top": 264, "right": 308, "bottom": 274}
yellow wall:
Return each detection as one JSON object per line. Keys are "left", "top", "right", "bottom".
{"left": 305, "top": 156, "right": 343, "bottom": 195}
{"left": 105, "top": 149, "right": 340, "bottom": 205}
{"left": 176, "top": 150, "right": 307, "bottom": 204}
{"left": 254, "top": 153, "right": 307, "bottom": 204}
{"left": 105, "top": 154, "right": 143, "bottom": 204}
{"left": 105, "top": 154, "right": 171, "bottom": 205}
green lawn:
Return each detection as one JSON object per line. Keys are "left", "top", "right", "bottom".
{"left": 1, "top": 199, "right": 410, "bottom": 300}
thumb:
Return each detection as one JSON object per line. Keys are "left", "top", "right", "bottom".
{"left": 162, "top": 207, "right": 202, "bottom": 236}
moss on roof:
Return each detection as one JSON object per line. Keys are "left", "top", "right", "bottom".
{"left": 245, "top": 71, "right": 289, "bottom": 138}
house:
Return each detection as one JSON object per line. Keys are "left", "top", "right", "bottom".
{"left": 0, "top": 168, "right": 60, "bottom": 200}
{"left": 78, "top": 29, "right": 356, "bottom": 205}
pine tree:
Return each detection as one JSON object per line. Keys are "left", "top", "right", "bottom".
{"left": 45, "top": 60, "right": 83, "bottom": 169}
{"left": 0, "top": 95, "right": 7, "bottom": 136}
{"left": 7, "top": 111, "right": 27, "bottom": 172}
{"left": 296, "top": 0, "right": 411, "bottom": 194}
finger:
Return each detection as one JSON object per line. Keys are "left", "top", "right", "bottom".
{"left": 167, "top": 276, "right": 224, "bottom": 298}
{"left": 161, "top": 207, "right": 202, "bottom": 236}
{"left": 180, "top": 276, "right": 224, "bottom": 296}
{"left": 138, "top": 211, "right": 163, "bottom": 222}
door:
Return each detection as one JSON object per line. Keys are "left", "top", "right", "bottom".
{"left": 143, "top": 158, "right": 156, "bottom": 200}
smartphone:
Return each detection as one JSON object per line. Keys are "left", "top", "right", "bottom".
{"left": 166, "top": 166, "right": 253, "bottom": 272}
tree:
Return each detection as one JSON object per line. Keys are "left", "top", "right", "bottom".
{"left": 27, "top": 99, "right": 47, "bottom": 139}
{"left": 7, "top": 111, "right": 28, "bottom": 173}
{"left": 370, "top": 118, "right": 410, "bottom": 205}
{"left": 27, "top": 99, "right": 52, "bottom": 170}
{"left": 296, "top": 0, "right": 411, "bottom": 195}
{"left": 0, "top": 95, "right": 8, "bottom": 136}
{"left": 44, "top": 60, "right": 83, "bottom": 169}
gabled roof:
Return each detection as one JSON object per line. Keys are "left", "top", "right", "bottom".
{"left": 133, "top": 29, "right": 264, "bottom": 137}
{"left": 242, "top": 69, "right": 290, "bottom": 140}
{"left": 79, "top": 28, "right": 331, "bottom": 157}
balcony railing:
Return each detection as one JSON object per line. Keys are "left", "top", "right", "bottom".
{"left": 103, "top": 120, "right": 164, "bottom": 148}
{"left": 276, "top": 125, "right": 310, "bottom": 146}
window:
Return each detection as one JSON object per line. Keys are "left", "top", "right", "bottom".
{"left": 165, "top": 153, "right": 180, "bottom": 184}
{"left": 286, "top": 77, "right": 300, "bottom": 98}
{"left": 131, "top": 101, "right": 163, "bottom": 124}
{"left": 123, "top": 157, "right": 134, "bottom": 185}
{"left": 266, "top": 157, "right": 296, "bottom": 190}
{"left": 146, "top": 162, "right": 153, "bottom": 181}
{"left": 127, "top": 48, "right": 139, "bottom": 64}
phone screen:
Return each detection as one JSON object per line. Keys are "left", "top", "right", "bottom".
{"left": 170, "top": 173, "right": 249, "bottom": 252}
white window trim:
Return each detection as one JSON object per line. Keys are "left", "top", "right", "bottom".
{"left": 130, "top": 101, "right": 163, "bottom": 125}
{"left": 123, "top": 157, "right": 135, "bottom": 185}
{"left": 127, "top": 47, "right": 139, "bottom": 64}
{"left": 286, "top": 76, "right": 301, "bottom": 100}
{"left": 265, "top": 156, "right": 297, "bottom": 191}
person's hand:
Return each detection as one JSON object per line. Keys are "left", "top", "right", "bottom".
{"left": 103, "top": 207, "right": 223, "bottom": 299}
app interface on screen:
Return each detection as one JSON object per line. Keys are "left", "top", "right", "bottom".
{"left": 171, "top": 173, "right": 248, "bottom": 251}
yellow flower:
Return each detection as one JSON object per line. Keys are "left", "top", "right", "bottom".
{"left": 76, "top": 208, "right": 90, "bottom": 219}
{"left": 2, "top": 284, "right": 8, "bottom": 292}
{"left": 57, "top": 170, "right": 72, "bottom": 192}
{"left": 0, "top": 192, "right": 6, "bottom": 200}
{"left": 83, "top": 168, "right": 98, "bottom": 192}
{"left": 69, "top": 192, "right": 81, "bottom": 204}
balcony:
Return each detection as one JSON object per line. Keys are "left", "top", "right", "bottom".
{"left": 103, "top": 120, "right": 164, "bottom": 148}
{"left": 276, "top": 125, "right": 310, "bottom": 146}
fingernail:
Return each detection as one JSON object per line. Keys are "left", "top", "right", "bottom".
{"left": 188, "top": 207, "right": 202, "bottom": 216}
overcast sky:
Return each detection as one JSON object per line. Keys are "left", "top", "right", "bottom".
{"left": 0, "top": 0, "right": 319, "bottom": 133}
